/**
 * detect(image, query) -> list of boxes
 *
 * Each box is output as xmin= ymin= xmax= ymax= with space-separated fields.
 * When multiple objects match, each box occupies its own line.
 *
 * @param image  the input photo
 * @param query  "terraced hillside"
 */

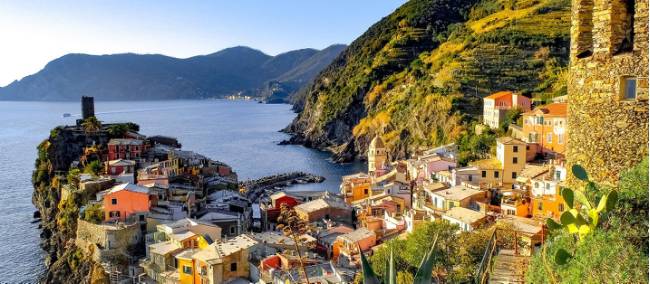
xmin=287 ymin=0 xmax=570 ymax=162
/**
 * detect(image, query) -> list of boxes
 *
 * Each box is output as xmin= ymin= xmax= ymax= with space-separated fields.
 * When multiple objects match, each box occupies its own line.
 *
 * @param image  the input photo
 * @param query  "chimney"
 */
xmin=81 ymin=96 xmax=95 ymax=119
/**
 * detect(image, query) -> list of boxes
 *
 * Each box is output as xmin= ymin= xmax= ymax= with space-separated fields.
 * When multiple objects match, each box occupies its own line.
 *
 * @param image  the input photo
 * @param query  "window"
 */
xmin=575 ymin=0 xmax=593 ymax=58
xmin=139 ymin=215 xmax=145 ymax=221
xmin=559 ymin=203 xmax=565 ymax=212
xmin=230 ymin=226 xmax=235 ymax=235
xmin=621 ymin=77 xmax=637 ymax=100
xmin=513 ymin=146 xmax=518 ymax=153
xmin=547 ymin=133 xmax=553 ymax=143
xmin=468 ymin=175 xmax=473 ymax=182
xmin=111 ymin=198 xmax=117 ymax=205
xmin=230 ymin=263 xmax=237 ymax=272
xmin=512 ymin=172 xmax=517 ymax=179
xmin=558 ymin=134 xmax=564 ymax=144
xmin=614 ymin=0 xmax=635 ymax=54
xmin=494 ymin=171 xmax=499 ymax=178
xmin=482 ymin=171 xmax=487 ymax=178
xmin=183 ymin=265 xmax=192 ymax=275
xmin=512 ymin=157 xmax=518 ymax=164
xmin=363 ymin=188 xmax=368 ymax=195
xmin=538 ymin=202 xmax=543 ymax=211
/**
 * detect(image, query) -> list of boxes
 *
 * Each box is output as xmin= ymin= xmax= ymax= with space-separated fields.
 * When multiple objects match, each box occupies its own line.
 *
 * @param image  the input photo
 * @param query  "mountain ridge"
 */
xmin=0 ymin=45 xmax=345 ymax=101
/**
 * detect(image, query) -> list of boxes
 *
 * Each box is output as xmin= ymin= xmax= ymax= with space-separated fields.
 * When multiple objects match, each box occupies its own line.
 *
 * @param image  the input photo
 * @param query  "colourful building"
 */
xmin=442 ymin=207 xmax=487 ymax=232
xmin=522 ymin=103 xmax=567 ymax=156
xmin=473 ymin=137 xmax=527 ymax=188
xmin=530 ymin=164 xmax=567 ymax=221
xmin=103 ymin=183 xmax=156 ymax=222
xmin=107 ymin=138 xmax=144 ymax=160
xmin=340 ymin=172 xmax=372 ymax=204
xmin=483 ymin=91 xmax=532 ymax=129
xmin=260 ymin=192 xmax=300 ymax=231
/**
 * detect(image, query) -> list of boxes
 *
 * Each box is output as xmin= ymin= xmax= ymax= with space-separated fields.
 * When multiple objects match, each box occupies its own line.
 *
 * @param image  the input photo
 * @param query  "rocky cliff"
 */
xmin=32 ymin=126 xmax=114 ymax=283
xmin=286 ymin=0 xmax=570 ymax=162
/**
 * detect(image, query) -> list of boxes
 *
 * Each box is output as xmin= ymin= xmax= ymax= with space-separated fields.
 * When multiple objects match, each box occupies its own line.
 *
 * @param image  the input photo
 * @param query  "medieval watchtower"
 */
xmin=567 ymin=0 xmax=649 ymax=184
xmin=81 ymin=96 xmax=95 ymax=120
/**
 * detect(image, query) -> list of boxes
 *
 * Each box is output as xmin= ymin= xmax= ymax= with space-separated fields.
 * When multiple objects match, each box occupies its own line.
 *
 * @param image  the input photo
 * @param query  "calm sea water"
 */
xmin=0 ymin=100 xmax=364 ymax=282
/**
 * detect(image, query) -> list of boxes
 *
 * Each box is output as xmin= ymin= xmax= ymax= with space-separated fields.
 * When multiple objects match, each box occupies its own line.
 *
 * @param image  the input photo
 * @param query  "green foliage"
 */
xmin=527 ymin=159 xmax=649 ymax=283
xmin=368 ymin=220 xmax=491 ymax=283
xmin=547 ymin=165 xmax=618 ymax=264
xmin=106 ymin=124 xmax=128 ymax=138
xmin=83 ymin=160 xmax=102 ymax=176
xmin=67 ymin=168 xmax=81 ymax=185
xmin=456 ymin=125 xmax=497 ymax=165
xmin=82 ymin=203 xmax=104 ymax=224
xmin=500 ymin=107 xmax=523 ymax=131
xmin=81 ymin=116 xmax=101 ymax=133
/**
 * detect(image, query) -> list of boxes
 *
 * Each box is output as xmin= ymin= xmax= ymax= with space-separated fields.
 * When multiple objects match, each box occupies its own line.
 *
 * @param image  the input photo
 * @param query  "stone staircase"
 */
xmin=488 ymin=249 xmax=530 ymax=284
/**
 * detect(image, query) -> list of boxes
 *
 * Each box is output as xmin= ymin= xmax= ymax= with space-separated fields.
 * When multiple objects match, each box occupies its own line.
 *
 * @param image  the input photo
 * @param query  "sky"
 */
xmin=0 ymin=1 xmax=405 ymax=87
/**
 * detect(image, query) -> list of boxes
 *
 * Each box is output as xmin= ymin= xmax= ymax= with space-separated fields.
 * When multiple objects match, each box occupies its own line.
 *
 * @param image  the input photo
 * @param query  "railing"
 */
xmin=475 ymin=228 xmax=498 ymax=284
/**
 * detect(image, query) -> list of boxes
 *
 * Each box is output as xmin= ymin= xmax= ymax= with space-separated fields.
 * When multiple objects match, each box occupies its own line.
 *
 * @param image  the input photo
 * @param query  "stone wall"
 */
xmin=567 ymin=0 xmax=649 ymax=184
xmin=75 ymin=219 xmax=141 ymax=263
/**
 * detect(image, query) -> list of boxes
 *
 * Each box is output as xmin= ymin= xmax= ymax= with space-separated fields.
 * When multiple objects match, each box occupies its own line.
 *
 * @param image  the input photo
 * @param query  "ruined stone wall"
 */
xmin=75 ymin=219 xmax=140 ymax=263
xmin=567 ymin=0 xmax=649 ymax=184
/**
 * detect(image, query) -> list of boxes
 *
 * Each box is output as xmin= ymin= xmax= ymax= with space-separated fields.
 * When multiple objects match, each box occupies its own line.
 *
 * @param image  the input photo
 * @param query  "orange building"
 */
xmin=340 ymin=172 xmax=372 ymax=204
xmin=103 ymin=183 xmax=155 ymax=222
xmin=529 ymin=165 xmax=568 ymax=220
xmin=522 ymin=103 xmax=568 ymax=156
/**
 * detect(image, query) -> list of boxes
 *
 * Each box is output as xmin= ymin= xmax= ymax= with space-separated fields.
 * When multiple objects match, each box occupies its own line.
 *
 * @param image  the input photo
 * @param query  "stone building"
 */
xmin=567 ymin=0 xmax=649 ymax=184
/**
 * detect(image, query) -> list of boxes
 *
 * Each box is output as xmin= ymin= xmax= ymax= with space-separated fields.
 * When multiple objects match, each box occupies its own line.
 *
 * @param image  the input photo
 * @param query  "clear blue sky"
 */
xmin=0 ymin=0 xmax=405 ymax=86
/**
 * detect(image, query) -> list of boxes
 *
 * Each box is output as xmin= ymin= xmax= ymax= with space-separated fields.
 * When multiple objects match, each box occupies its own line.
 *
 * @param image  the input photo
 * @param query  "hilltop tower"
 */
xmin=368 ymin=135 xmax=388 ymax=177
xmin=81 ymin=96 xmax=95 ymax=120
xmin=567 ymin=0 xmax=649 ymax=184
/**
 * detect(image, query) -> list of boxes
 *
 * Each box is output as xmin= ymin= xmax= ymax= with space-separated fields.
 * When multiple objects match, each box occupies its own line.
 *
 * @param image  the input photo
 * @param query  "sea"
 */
xmin=0 ymin=99 xmax=364 ymax=282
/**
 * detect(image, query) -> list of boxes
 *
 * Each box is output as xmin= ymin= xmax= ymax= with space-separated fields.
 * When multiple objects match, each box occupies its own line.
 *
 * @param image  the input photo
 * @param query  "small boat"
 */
xmin=62 ymin=113 xmax=71 ymax=117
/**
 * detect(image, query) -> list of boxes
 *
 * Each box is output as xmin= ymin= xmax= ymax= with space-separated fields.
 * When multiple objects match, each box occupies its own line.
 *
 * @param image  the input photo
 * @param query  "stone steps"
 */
xmin=488 ymin=250 xmax=530 ymax=284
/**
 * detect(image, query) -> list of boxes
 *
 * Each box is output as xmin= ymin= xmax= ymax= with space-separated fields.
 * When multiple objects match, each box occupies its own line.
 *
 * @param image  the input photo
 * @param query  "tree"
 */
xmin=276 ymin=204 xmax=314 ymax=284
xmin=82 ymin=116 xmax=101 ymax=133
xmin=84 ymin=160 xmax=102 ymax=176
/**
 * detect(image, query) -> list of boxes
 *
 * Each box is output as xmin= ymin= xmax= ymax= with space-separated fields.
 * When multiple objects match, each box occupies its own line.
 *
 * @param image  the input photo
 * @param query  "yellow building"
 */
xmin=473 ymin=137 xmax=527 ymax=188
xmin=368 ymin=136 xmax=388 ymax=177
xmin=175 ymin=234 xmax=259 ymax=284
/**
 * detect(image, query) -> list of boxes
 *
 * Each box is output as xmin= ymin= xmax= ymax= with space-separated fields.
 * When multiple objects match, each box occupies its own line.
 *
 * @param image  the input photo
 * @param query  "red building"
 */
xmin=107 ymin=139 xmax=144 ymax=161
xmin=102 ymin=183 xmax=156 ymax=222
xmin=260 ymin=192 xmax=300 ymax=231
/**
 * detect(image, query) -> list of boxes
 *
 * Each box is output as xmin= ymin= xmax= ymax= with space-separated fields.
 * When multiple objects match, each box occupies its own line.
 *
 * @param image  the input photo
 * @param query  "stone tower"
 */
xmin=81 ymin=96 xmax=95 ymax=120
xmin=368 ymin=135 xmax=388 ymax=177
xmin=567 ymin=0 xmax=649 ymax=184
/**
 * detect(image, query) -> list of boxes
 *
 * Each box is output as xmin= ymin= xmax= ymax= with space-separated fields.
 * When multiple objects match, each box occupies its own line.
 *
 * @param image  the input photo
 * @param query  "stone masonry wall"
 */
xmin=567 ymin=0 xmax=649 ymax=184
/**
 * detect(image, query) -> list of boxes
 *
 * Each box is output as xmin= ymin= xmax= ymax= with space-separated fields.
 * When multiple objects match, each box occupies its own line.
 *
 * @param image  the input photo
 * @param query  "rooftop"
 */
xmin=484 ymin=91 xmax=513 ymax=100
xmin=471 ymin=158 xmax=502 ymax=170
xmin=523 ymin=102 xmax=567 ymax=117
xmin=107 ymin=183 xmax=150 ymax=194
xmin=107 ymin=159 xmax=136 ymax=166
xmin=497 ymin=137 xmax=527 ymax=145
xmin=108 ymin=138 xmax=143 ymax=146
xmin=149 ymin=241 xmax=180 ymax=256
xmin=443 ymin=207 xmax=486 ymax=224
xmin=339 ymin=227 xmax=375 ymax=243
xmin=431 ymin=185 xmax=484 ymax=201
xmin=294 ymin=197 xmax=349 ymax=213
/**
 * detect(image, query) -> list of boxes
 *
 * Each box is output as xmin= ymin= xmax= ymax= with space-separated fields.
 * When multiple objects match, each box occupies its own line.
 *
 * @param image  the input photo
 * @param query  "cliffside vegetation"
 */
xmin=288 ymin=0 xmax=570 ymax=162
xmin=526 ymin=158 xmax=649 ymax=283
xmin=32 ymin=121 xmax=138 ymax=283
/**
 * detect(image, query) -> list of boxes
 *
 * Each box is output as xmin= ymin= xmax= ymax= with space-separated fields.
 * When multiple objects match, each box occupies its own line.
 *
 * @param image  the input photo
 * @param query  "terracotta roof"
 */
xmin=484 ymin=91 xmax=513 ymax=100
xmin=524 ymin=103 xmax=567 ymax=117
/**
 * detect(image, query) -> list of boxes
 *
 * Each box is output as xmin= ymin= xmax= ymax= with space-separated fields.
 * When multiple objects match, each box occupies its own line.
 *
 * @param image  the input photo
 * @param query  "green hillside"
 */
xmin=287 ymin=0 xmax=570 ymax=162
